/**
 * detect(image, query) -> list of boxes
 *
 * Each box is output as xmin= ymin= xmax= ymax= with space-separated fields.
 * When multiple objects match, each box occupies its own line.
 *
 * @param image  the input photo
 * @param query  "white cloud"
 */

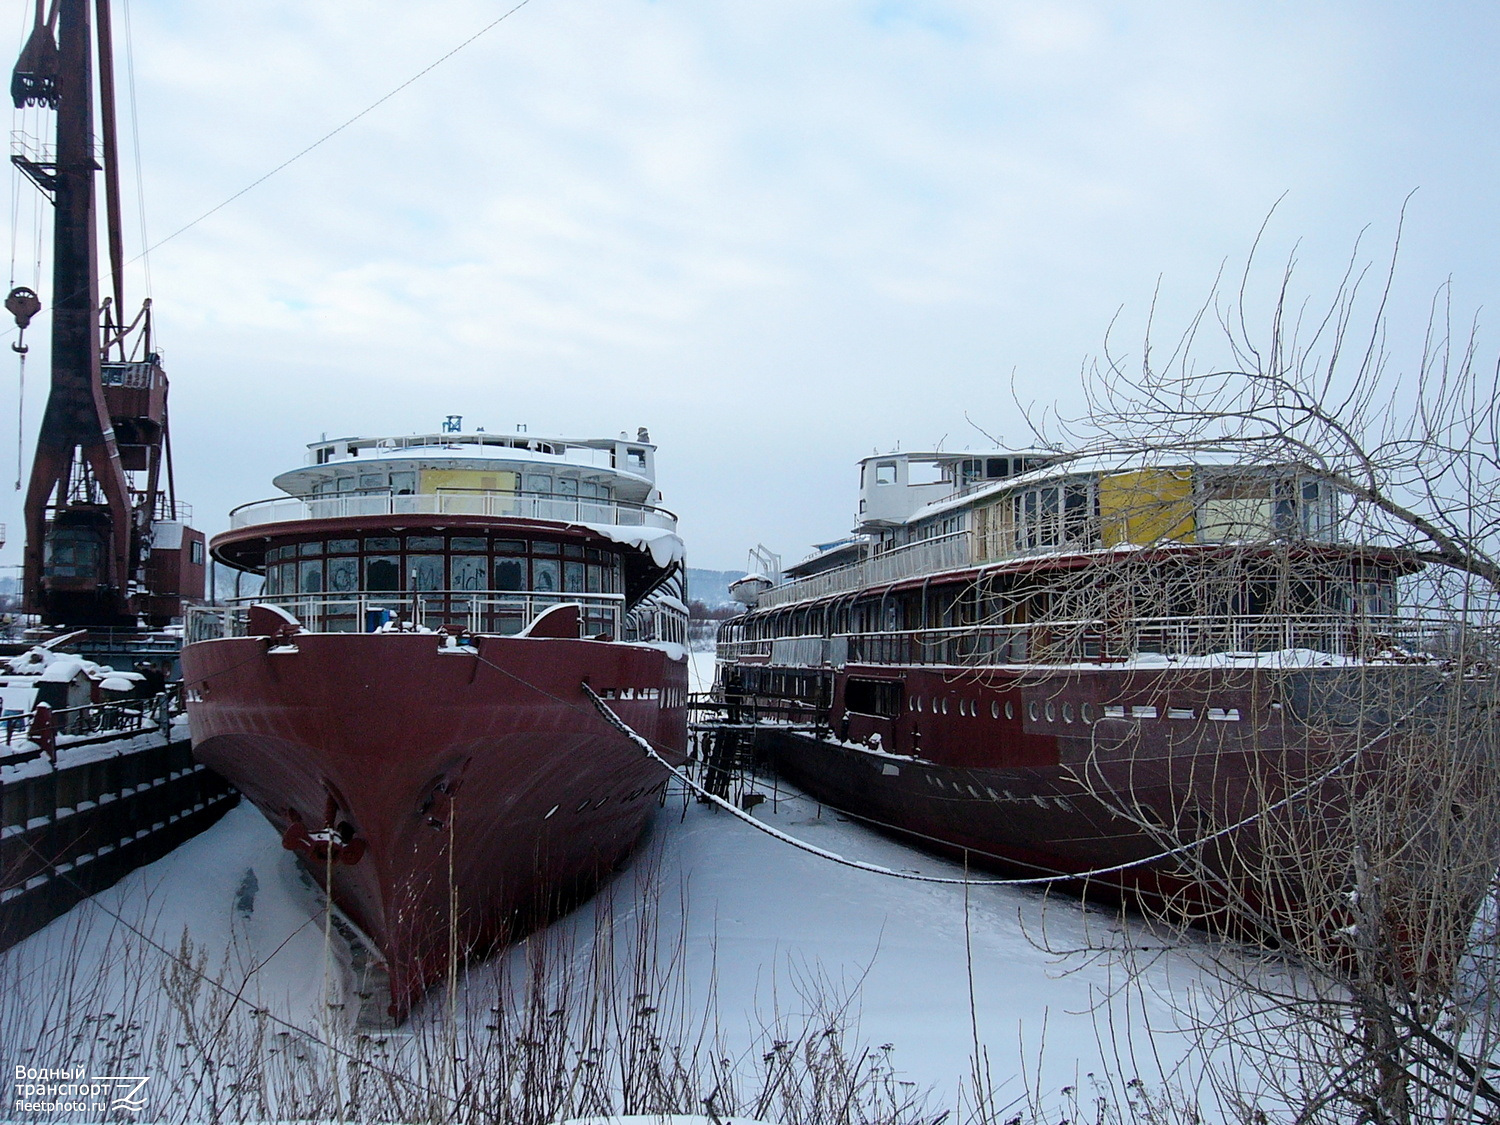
xmin=0 ymin=0 xmax=1492 ymax=567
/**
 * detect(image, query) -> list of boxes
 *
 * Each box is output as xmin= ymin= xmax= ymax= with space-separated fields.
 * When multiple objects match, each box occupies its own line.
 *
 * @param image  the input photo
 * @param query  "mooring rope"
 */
xmin=578 ymin=680 xmax=1412 ymax=890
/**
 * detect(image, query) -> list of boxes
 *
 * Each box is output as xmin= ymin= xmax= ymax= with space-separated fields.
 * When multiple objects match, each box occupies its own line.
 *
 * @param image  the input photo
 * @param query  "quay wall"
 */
xmin=0 ymin=718 xmax=238 ymax=952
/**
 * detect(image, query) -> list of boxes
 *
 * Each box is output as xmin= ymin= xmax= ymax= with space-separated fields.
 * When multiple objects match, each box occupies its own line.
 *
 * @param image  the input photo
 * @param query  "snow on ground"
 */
xmin=6 ymin=768 xmax=1223 ymax=1114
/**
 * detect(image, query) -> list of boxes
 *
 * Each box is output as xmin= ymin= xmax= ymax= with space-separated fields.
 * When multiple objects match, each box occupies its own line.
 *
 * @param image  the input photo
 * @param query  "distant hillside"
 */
xmin=686 ymin=568 xmax=747 ymax=610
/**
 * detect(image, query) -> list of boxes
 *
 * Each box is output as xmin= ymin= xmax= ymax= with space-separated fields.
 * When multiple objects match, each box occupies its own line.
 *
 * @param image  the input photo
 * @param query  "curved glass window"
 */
xmin=328 ymin=557 xmax=359 ymax=592
xmin=533 ymin=558 xmax=561 ymax=593
xmin=410 ymin=555 xmax=445 ymax=591
xmin=451 ymin=555 xmax=487 ymax=591
xmin=299 ymin=560 xmax=323 ymax=593
xmin=494 ymin=558 xmax=527 ymax=591
xmin=366 ymin=556 xmax=400 ymax=591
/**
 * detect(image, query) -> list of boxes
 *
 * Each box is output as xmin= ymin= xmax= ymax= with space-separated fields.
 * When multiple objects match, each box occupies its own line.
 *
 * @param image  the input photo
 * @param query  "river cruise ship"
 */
xmin=183 ymin=425 xmax=688 ymax=1019
xmin=718 ymin=447 xmax=1456 ymax=914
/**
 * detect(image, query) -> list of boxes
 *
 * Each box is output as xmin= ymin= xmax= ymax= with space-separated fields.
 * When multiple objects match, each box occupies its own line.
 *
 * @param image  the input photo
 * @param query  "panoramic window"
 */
xmin=327 ymin=556 xmax=359 ymax=592
xmin=451 ymin=555 xmax=487 ymax=591
xmin=299 ymin=560 xmax=323 ymax=594
xmin=410 ymin=555 xmax=445 ymax=591
xmin=365 ymin=555 xmax=400 ymax=591
xmin=390 ymin=471 xmax=417 ymax=495
xmin=493 ymin=558 xmax=527 ymax=591
xmin=533 ymin=558 xmax=561 ymax=593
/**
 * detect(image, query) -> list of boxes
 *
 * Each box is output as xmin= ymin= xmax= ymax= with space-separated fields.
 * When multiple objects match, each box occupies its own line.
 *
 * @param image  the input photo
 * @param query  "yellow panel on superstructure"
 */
xmin=420 ymin=468 xmax=518 ymax=515
xmin=1099 ymin=469 xmax=1195 ymax=547
xmin=420 ymin=468 xmax=517 ymax=494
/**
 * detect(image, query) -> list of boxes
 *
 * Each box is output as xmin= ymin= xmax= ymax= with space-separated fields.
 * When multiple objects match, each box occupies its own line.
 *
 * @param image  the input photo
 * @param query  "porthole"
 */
xmin=991 ymin=701 xmax=1000 ymax=719
xmin=1005 ymin=700 xmax=1014 ymax=720
xmin=1062 ymin=703 xmax=1074 ymax=723
xmin=1027 ymin=701 xmax=1038 ymax=722
xmin=1081 ymin=702 xmax=1095 ymax=723
xmin=1044 ymin=701 xmax=1056 ymax=722
xmin=941 ymin=698 xmax=949 ymax=715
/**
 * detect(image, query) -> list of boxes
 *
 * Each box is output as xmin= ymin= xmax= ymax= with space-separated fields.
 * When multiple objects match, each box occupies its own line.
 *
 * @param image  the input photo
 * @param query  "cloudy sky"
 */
xmin=0 ymin=0 xmax=1497 ymax=570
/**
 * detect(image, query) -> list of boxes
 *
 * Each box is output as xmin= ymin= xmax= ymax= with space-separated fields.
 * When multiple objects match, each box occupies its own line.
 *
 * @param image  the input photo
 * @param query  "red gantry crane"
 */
xmin=9 ymin=0 xmax=202 ymax=630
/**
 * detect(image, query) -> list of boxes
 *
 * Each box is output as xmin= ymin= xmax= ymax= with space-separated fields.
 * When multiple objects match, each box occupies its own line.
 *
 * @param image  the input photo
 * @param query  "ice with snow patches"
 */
xmin=1 ymin=780 xmax=1228 ymax=1115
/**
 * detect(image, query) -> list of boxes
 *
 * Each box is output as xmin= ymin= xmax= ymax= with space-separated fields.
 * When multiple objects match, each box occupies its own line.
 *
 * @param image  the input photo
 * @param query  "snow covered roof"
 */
xmin=906 ymin=450 xmax=1276 ymax=524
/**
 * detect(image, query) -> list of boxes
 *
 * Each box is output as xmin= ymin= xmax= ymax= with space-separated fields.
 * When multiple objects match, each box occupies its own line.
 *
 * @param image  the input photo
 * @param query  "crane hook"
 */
xmin=6 ymin=286 xmax=40 ymax=354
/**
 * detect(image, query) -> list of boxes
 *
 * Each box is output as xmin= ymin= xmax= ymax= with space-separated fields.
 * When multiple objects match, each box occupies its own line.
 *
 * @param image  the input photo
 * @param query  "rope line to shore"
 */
xmin=578 ymin=681 xmax=1399 ymax=889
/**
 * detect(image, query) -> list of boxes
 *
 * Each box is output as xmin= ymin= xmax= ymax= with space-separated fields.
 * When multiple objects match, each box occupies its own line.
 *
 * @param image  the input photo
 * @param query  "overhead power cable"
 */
xmin=134 ymin=0 xmax=533 ymax=261
xmin=0 ymin=0 xmax=537 ymax=348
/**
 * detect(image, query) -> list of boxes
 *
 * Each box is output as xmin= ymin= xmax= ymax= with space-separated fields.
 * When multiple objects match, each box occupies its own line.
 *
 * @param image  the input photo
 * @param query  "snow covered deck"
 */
xmin=228 ymin=492 xmax=678 ymax=533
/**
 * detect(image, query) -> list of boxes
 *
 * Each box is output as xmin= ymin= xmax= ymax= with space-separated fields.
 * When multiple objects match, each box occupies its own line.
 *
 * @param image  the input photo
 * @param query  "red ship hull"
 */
xmin=183 ymin=631 xmax=687 ymax=1018
xmin=739 ymin=662 xmax=1410 ymax=918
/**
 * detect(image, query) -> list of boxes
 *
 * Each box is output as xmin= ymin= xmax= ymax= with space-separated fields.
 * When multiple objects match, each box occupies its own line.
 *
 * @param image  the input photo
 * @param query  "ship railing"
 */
xmin=185 ymin=591 xmax=628 ymax=641
xmin=1 ymin=690 xmax=174 ymax=763
xmin=716 ymin=613 xmax=1498 ymax=668
xmin=227 ymin=491 xmax=678 ymax=532
xmin=757 ymin=533 xmax=973 ymax=609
